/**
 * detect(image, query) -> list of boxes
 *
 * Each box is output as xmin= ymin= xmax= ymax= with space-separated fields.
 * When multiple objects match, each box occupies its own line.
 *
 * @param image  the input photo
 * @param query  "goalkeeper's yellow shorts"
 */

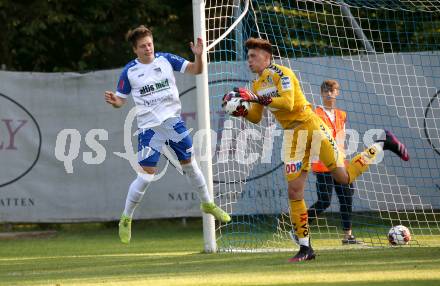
xmin=283 ymin=114 xmax=345 ymax=181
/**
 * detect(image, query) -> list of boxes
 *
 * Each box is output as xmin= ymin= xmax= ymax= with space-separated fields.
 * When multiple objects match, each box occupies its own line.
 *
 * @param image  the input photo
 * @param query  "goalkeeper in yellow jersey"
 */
xmin=225 ymin=38 xmax=409 ymax=262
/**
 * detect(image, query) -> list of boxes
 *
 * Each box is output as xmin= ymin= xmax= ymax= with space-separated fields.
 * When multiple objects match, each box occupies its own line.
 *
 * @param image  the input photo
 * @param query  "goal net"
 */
xmin=204 ymin=0 xmax=440 ymax=251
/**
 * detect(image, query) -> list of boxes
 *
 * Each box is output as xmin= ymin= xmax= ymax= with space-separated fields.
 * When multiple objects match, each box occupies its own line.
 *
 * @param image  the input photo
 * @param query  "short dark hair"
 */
xmin=321 ymin=80 xmax=340 ymax=92
xmin=126 ymin=25 xmax=153 ymax=47
xmin=245 ymin=37 xmax=272 ymax=55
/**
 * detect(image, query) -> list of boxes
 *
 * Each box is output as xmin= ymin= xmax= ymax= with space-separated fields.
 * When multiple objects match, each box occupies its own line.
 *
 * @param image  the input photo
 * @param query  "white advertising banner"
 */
xmin=0 ymin=52 xmax=439 ymax=222
xmin=0 ymin=69 xmax=202 ymax=222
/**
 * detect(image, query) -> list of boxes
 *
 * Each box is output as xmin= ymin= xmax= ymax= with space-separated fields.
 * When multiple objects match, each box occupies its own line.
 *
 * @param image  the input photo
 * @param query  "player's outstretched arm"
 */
xmin=104 ymin=91 xmax=126 ymax=108
xmin=185 ymin=37 xmax=203 ymax=75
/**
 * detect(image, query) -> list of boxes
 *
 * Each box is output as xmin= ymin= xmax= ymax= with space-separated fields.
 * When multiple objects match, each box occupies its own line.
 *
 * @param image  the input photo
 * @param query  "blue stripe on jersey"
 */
xmin=155 ymin=52 xmax=187 ymax=72
xmin=116 ymin=60 xmax=136 ymax=95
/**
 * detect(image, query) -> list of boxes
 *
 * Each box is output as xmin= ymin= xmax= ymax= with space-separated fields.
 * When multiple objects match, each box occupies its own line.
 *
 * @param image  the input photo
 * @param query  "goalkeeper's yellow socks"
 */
xmin=289 ymin=199 xmax=310 ymax=247
xmin=346 ymin=143 xmax=382 ymax=184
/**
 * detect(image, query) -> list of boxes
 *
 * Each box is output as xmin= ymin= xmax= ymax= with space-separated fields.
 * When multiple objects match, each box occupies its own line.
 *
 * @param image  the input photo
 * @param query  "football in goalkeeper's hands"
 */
xmin=388 ymin=225 xmax=411 ymax=245
xmin=222 ymin=91 xmax=250 ymax=116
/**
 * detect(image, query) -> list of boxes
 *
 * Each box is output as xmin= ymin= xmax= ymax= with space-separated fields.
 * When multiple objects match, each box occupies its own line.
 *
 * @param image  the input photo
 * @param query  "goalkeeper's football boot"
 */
xmin=376 ymin=130 xmax=409 ymax=161
xmin=200 ymin=202 xmax=231 ymax=223
xmin=118 ymin=214 xmax=132 ymax=244
xmin=288 ymin=245 xmax=316 ymax=263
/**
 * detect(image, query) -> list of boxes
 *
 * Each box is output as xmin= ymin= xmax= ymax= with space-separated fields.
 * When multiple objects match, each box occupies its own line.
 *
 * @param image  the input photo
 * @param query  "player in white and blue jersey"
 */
xmin=104 ymin=25 xmax=230 ymax=244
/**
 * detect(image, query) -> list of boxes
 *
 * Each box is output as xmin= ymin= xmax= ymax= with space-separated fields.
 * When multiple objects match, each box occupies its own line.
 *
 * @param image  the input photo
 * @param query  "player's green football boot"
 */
xmin=200 ymin=202 xmax=231 ymax=223
xmin=118 ymin=214 xmax=132 ymax=244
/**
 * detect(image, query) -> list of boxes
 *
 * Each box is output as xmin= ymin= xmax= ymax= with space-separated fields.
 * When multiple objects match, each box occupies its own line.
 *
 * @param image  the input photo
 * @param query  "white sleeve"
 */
xmin=180 ymin=60 xmax=189 ymax=73
xmin=116 ymin=91 xmax=129 ymax=98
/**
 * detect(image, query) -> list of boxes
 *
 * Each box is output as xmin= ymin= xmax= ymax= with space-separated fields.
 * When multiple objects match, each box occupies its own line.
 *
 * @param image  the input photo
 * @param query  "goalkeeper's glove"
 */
xmin=233 ymin=87 xmax=273 ymax=106
xmin=231 ymin=105 xmax=248 ymax=117
xmin=222 ymin=92 xmax=235 ymax=103
xmin=233 ymin=87 xmax=258 ymax=101
xmin=221 ymin=93 xmax=248 ymax=117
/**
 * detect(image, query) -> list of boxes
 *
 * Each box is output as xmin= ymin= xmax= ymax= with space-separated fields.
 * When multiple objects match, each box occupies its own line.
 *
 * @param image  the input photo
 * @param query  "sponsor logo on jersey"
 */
xmin=266 ymin=75 xmax=273 ymax=85
xmin=143 ymin=94 xmax=173 ymax=107
xmin=155 ymin=78 xmax=170 ymax=89
xmin=140 ymin=84 xmax=155 ymax=95
xmin=257 ymin=86 xmax=278 ymax=98
xmin=139 ymin=79 xmax=171 ymax=96
xmin=285 ymin=160 xmax=302 ymax=175
xmin=281 ymin=76 xmax=291 ymax=90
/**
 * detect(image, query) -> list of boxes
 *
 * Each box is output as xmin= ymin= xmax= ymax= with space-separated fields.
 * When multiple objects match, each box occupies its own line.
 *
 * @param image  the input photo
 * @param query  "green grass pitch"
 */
xmin=0 ymin=220 xmax=439 ymax=286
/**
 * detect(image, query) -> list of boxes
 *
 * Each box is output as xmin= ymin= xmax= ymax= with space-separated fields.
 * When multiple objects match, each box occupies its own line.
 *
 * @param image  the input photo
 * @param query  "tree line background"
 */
xmin=238 ymin=0 xmax=440 ymax=60
xmin=1 ymin=0 xmax=439 ymax=72
xmin=0 ymin=0 xmax=194 ymax=72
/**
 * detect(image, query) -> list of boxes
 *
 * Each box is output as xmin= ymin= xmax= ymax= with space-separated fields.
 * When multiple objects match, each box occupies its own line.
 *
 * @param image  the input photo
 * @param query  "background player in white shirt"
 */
xmin=104 ymin=25 xmax=230 ymax=244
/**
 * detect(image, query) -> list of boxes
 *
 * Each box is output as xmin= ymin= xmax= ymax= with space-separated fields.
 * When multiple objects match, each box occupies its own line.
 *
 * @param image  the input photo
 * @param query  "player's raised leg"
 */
xmin=309 ymin=114 xmax=409 ymax=185
xmin=334 ymin=129 xmax=409 ymax=184
xmin=180 ymin=158 xmax=230 ymax=223
xmin=169 ymin=121 xmax=231 ymax=223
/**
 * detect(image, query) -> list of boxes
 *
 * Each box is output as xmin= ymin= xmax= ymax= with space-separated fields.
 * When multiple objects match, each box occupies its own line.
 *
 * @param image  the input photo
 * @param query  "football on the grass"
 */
xmin=388 ymin=225 xmax=411 ymax=245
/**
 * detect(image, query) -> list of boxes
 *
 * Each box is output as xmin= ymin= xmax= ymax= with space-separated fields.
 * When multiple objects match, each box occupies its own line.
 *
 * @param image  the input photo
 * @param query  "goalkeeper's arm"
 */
xmin=234 ymin=86 xmax=295 ymax=111
xmin=267 ymin=89 xmax=294 ymax=111
xmin=244 ymin=103 xmax=264 ymax=124
xmin=266 ymin=73 xmax=295 ymax=111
